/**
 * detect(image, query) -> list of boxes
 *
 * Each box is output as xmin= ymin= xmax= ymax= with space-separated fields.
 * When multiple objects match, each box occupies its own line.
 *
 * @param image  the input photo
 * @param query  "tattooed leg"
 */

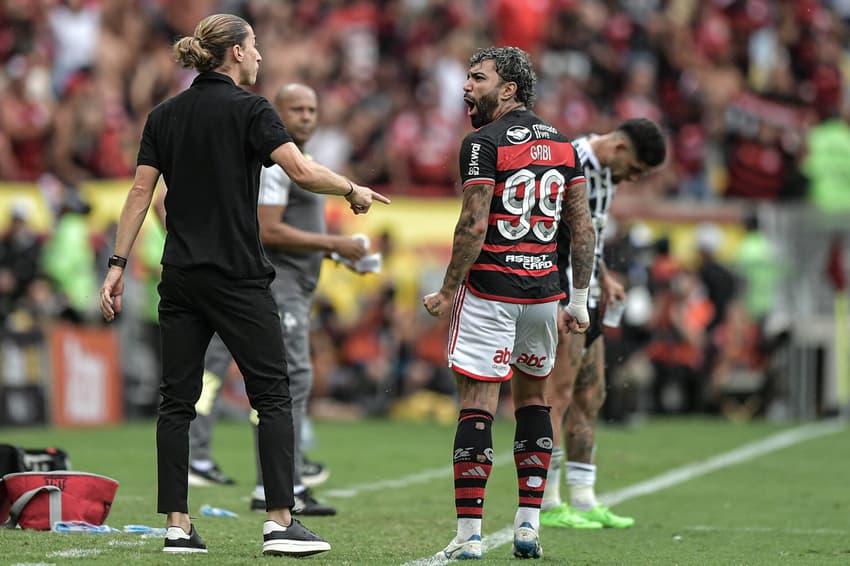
xmin=546 ymin=330 xmax=584 ymax=449
xmin=566 ymin=337 xmax=606 ymax=464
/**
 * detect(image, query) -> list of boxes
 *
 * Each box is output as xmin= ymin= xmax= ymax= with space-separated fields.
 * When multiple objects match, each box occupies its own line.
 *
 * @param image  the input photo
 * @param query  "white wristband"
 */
xmin=566 ymin=286 xmax=589 ymax=324
xmin=569 ymin=286 xmax=588 ymax=307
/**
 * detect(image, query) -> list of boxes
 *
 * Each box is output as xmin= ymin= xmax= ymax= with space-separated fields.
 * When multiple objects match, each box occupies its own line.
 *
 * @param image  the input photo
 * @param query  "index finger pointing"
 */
xmin=371 ymin=191 xmax=391 ymax=205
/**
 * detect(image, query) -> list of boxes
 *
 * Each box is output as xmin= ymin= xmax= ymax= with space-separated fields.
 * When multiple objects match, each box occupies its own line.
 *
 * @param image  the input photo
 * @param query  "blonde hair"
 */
xmin=173 ymin=14 xmax=249 ymax=73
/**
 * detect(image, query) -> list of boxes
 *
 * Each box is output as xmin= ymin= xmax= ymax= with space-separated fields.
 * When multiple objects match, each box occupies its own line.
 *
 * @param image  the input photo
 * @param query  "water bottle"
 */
xmin=602 ymin=299 xmax=626 ymax=328
xmin=53 ymin=521 xmax=120 ymax=534
xmin=123 ymin=524 xmax=168 ymax=535
xmin=200 ymin=504 xmax=238 ymax=518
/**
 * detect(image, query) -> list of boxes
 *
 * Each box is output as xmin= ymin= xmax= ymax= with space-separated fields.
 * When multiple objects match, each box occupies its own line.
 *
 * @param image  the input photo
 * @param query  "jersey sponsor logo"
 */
xmin=505 ymin=254 xmax=554 ymax=270
xmin=493 ymin=347 xmax=512 ymax=365
xmin=516 ymin=352 xmax=547 ymax=368
xmin=506 ymin=125 xmax=532 ymax=144
xmin=467 ymin=142 xmax=481 ymax=176
xmin=533 ymin=124 xmax=557 ymax=139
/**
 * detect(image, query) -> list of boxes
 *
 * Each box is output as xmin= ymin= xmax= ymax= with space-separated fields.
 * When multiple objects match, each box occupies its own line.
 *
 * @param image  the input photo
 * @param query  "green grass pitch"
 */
xmin=1 ymin=417 xmax=848 ymax=565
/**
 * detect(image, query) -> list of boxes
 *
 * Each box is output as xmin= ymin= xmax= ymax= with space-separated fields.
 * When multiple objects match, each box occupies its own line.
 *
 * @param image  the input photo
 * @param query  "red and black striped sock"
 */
xmin=514 ymin=405 xmax=553 ymax=512
xmin=453 ymin=408 xmax=494 ymax=521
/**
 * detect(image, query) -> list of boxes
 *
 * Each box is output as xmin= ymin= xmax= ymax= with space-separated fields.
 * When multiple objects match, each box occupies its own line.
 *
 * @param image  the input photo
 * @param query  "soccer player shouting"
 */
xmin=423 ymin=46 xmax=594 ymax=560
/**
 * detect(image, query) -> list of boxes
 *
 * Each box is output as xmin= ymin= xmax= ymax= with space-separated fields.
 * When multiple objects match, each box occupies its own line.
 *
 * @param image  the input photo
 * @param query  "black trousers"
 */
xmin=156 ymin=266 xmax=294 ymax=513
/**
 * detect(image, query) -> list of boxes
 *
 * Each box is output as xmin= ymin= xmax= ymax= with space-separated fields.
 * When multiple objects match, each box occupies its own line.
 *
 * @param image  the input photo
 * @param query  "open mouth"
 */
xmin=464 ymin=96 xmax=476 ymax=115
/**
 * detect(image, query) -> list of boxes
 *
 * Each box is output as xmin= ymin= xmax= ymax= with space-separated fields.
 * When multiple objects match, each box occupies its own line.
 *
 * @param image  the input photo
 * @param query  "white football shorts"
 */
xmin=447 ymin=285 xmax=558 ymax=381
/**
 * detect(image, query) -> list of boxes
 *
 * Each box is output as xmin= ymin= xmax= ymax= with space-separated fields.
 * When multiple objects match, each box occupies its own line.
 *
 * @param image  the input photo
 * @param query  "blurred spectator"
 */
xmin=708 ymin=300 xmax=768 ymax=418
xmin=803 ymin=105 xmax=850 ymax=213
xmin=0 ymin=202 xmax=43 ymax=322
xmin=722 ymin=78 xmax=810 ymax=200
xmin=386 ymin=80 xmax=458 ymax=193
xmin=647 ymin=268 xmax=715 ymax=414
xmin=40 ymin=193 xmax=96 ymax=323
xmin=0 ymin=54 xmax=53 ymax=181
xmin=50 ymin=67 xmax=134 ymax=187
xmin=733 ymin=211 xmax=786 ymax=326
xmin=47 ymin=0 xmax=101 ymax=97
xmin=694 ymin=222 xmax=738 ymax=333
xmin=491 ymin=0 xmax=554 ymax=56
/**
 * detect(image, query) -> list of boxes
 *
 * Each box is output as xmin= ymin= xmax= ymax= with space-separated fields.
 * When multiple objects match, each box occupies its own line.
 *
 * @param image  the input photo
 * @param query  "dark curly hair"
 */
xmin=617 ymin=118 xmax=666 ymax=167
xmin=469 ymin=46 xmax=537 ymax=108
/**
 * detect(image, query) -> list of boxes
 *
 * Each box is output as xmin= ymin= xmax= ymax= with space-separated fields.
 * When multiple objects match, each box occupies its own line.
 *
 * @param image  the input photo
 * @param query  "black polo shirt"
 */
xmin=137 ymin=71 xmax=292 ymax=278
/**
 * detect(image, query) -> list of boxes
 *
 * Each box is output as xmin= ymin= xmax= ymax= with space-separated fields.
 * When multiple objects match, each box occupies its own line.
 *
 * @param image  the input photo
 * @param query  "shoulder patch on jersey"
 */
xmin=506 ymin=125 xmax=532 ymax=145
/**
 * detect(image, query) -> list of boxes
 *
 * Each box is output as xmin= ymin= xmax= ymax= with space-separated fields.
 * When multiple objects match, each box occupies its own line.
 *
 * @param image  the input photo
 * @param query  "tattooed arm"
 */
xmin=560 ymin=180 xmax=596 ymax=332
xmin=562 ymin=181 xmax=595 ymax=289
xmin=423 ymin=183 xmax=493 ymax=317
xmin=599 ymin=258 xmax=626 ymax=305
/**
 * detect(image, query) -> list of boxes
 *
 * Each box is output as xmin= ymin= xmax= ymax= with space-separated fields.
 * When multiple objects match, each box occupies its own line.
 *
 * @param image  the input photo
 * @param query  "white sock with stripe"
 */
xmin=541 ymin=447 xmax=563 ymax=511
xmin=456 ymin=518 xmax=481 ymax=541
xmin=566 ymin=461 xmax=597 ymax=511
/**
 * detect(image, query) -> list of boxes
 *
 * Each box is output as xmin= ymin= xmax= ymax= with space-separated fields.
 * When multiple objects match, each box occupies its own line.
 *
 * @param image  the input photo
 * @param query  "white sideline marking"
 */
xmin=324 ymin=454 xmax=515 ymax=498
xmin=107 ymin=540 xmax=146 ymax=547
xmin=400 ymin=419 xmax=845 ymax=566
xmin=44 ymin=549 xmax=102 ymax=558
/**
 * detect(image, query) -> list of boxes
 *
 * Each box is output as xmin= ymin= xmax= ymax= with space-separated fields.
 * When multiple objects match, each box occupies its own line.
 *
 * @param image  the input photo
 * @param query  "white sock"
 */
xmin=456 ymin=518 xmax=481 ymax=541
xmin=514 ymin=507 xmax=540 ymax=531
xmin=253 ymin=486 xmax=266 ymax=500
xmin=190 ymin=459 xmax=213 ymax=471
xmin=541 ymin=447 xmax=563 ymax=511
xmin=566 ymin=461 xmax=597 ymax=511
xmin=294 ymin=484 xmax=306 ymax=496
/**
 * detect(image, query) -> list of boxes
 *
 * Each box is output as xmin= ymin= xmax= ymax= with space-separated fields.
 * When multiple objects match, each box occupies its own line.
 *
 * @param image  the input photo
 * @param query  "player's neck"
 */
xmin=589 ymin=135 xmax=607 ymax=163
xmin=492 ymin=101 xmax=525 ymax=123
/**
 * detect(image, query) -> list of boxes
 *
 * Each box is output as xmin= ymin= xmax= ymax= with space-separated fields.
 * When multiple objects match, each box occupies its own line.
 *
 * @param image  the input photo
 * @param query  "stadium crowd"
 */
xmin=1 ymin=0 xmax=849 ymax=423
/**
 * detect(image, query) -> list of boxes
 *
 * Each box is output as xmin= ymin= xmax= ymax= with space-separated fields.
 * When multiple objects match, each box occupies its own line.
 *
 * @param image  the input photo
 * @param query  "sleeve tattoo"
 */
xmin=440 ymin=183 xmax=493 ymax=295
xmin=562 ymin=181 xmax=595 ymax=289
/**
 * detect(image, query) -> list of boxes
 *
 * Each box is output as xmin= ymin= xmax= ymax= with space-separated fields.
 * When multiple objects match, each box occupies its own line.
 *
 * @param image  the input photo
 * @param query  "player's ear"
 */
xmin=232 ymin=43 xmax=244 ymax=62
xmin=501 ymin=81 xmax=517 ymax=102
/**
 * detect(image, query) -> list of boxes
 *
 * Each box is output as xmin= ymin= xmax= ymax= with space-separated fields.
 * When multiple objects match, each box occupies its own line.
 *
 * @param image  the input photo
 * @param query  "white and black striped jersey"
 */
xmin=557 ymin=135 xmax=616 ymax=308
xmin=458 ymin=108 xmax=585 ymax=304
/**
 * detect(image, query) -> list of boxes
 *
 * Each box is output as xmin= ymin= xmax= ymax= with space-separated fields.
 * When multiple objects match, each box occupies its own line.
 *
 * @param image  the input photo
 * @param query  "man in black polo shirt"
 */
xmin=98 ymin=13 xmax=389 ymax=557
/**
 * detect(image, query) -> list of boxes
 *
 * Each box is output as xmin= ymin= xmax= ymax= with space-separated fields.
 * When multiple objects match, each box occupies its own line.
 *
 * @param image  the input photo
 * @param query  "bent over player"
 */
xmin=423 ymin=46 xmax=595 ymax=560
xmin=541 ymin=119 xmax=666 ymax=530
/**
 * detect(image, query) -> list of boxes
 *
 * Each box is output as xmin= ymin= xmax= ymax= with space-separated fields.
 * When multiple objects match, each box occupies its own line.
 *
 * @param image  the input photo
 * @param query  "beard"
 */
xmin=470 ymin=90 xmax=500 ymax=128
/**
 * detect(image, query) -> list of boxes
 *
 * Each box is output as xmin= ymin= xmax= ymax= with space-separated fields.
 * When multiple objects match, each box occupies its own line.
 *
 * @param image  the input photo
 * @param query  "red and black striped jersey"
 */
xmin=458 ymin=108 xmax=585 ymax=304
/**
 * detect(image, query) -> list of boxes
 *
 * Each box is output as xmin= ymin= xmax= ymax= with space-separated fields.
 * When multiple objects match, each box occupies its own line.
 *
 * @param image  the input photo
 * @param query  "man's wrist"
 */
xmin=343 ymin=180 xmax=354 ymax=198
xmin=568 ymin=285 xmax=589 ymax=307
xmin=108 ymin=254 xmax=128 ymax=270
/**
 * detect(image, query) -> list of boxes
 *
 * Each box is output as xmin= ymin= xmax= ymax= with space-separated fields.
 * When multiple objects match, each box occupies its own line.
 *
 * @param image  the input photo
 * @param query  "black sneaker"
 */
xmin=301 ymin=458 xmax=330 ymax=488
xmin=163 ymin=524 xmax=207 ymax=554
xmin=293 ymin=489 xmax=337 ymax=516
xmin=188 ymin=462 xmax=235 ymax=487
xmin=262 ymin=519 xmax=331 ymax=557
xmin=250 ymin=496 xmax=266 ymax=513
xmin=250 ymin=489 xmax=337 ymax=516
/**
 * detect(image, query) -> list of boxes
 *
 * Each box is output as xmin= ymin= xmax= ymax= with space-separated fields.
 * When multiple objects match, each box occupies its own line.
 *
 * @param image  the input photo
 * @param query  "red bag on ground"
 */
xmin=0 ymin=471 xmax=119 ymax=530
